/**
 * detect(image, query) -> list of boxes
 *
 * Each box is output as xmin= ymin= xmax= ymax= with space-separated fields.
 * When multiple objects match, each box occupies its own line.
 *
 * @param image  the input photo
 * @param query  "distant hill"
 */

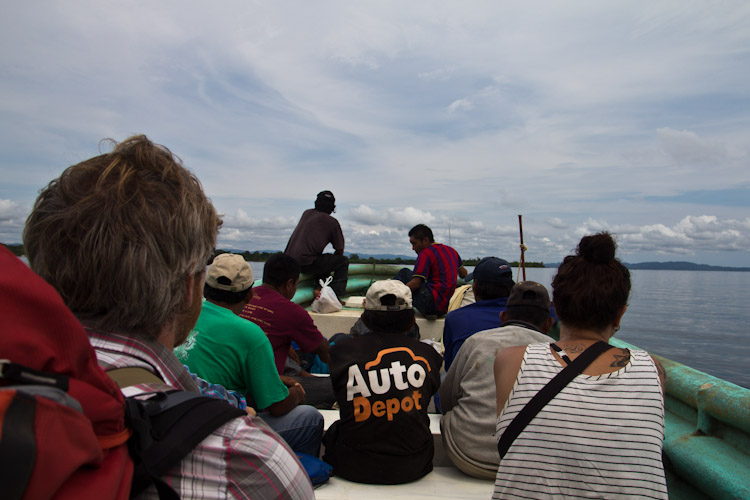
xmin=545 ymin=261 xmax=750 ymax=272
xmin=10 ymin=243 xmax=746 ymax=271
xmin=624 ymin=261 xmax=750 ymax=272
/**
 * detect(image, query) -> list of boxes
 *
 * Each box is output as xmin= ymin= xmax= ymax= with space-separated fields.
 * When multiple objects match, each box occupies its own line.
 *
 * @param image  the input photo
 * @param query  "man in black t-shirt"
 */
xmin=323 ymin=280 xmax=442 ymax=484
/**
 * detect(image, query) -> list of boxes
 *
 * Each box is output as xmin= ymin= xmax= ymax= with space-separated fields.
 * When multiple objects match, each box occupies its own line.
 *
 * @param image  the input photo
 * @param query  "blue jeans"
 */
xmin=259 ymin=404 xmax=324 ymax=456
xmin=395 ymin=268 xmax=439 ymax=316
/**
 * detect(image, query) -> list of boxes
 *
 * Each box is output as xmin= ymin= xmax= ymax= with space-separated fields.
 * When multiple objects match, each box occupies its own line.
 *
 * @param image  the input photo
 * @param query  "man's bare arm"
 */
xmin=494 ymin=346 xmax=526 ymax=416
xmin=313 ymin=338 xmax=331 ymax=365
xmin=405 ymin=276 xmax=423 ymax=292
xmin=266 ymin=376 xmax=306 ymax=416
xmin=288 ymin=345 xmax=300 ymax=365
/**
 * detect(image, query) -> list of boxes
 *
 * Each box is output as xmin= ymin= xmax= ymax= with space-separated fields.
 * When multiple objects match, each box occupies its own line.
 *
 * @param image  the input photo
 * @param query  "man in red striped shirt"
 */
xmin=396 ymin=224 xmax=468 ymax=317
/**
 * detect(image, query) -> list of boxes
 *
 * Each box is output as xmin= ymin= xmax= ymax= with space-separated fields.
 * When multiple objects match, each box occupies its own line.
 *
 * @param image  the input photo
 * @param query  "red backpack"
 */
xmin=0 ymin=247 xmax=247 ymax=500
xmin=0 ymin=246 xmax=133 ymax=500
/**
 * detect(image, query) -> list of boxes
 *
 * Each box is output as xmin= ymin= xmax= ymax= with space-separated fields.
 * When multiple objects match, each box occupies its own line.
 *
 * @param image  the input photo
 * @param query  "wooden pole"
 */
xmin=518 ymin=214 xmax=526 ymax=281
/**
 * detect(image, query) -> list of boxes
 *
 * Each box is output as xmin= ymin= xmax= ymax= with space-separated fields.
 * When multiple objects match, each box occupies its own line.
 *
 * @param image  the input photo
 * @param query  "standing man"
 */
xmin=396 ymin=224 xmax=468 ymax=317
xmin=439 ymin=281 xmax=555 ymax=479
xmin=285 ymin=190 xmax=349 ymax=298
xmin=23 ymin=135 xmax=313 ymax=498
xmin=180 ymin=253 xmax=324 ymax=456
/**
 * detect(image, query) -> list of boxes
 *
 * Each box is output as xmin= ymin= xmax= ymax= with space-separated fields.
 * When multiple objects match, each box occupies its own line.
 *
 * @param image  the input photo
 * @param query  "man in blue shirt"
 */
xmin=442 ymin=257 xmax=514 ymax=370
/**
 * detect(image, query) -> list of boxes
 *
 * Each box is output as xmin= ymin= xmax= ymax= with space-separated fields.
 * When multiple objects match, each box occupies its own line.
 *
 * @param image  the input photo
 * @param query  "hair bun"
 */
xmin=577 ymin=232 xmax=616 ymax=264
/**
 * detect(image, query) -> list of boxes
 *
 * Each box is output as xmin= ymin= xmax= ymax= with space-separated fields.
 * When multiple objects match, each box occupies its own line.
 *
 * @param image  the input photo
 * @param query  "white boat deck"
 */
xmin=314 ymin=466 xmax=494 ymax=499
xmin=321 ymin=409 xmax=440 ymax=436
xmin=309 ymin=299 xmax=446 ymax=342
xmin=317 ymin=410 xmax=494 ymax=499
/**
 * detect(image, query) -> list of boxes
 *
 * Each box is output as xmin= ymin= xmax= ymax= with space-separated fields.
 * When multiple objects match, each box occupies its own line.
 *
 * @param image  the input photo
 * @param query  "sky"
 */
xmin=2 ymin=1 xmax=750 ymax=266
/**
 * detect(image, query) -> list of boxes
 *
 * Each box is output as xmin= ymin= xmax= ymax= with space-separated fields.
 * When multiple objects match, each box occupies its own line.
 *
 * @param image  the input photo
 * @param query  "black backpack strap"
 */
xmin=0 ymin=391 xmax=37 ymax=500
xmin=0 ymin=360 xmax=68 ymax=390
xmin=126 ymin=390 xmax=245 ymax=498
xmin=0 ymin=361 xmax=75 ymax=500
xmin=106 ymin=366 xmax=246 ymax=499
xmin=497 ymin=341 xmax=614 ymax=460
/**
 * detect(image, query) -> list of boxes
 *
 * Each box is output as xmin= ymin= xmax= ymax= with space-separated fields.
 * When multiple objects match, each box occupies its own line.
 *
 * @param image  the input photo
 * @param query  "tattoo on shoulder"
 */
xmin=566 ymin=343 xmax=587 ymax=354
xmin=610 ymin=349 xmax=630 ymax=368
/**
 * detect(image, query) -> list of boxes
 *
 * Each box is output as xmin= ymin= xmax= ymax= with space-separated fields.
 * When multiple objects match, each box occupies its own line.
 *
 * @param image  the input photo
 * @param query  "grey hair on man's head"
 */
xmin=24 ymin=135 xmax=221 ymax=339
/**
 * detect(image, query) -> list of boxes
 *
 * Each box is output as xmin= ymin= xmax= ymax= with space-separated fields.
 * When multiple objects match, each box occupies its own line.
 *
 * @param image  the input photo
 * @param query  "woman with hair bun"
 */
xmin=492 ymin=232 xmax=668 ymax=499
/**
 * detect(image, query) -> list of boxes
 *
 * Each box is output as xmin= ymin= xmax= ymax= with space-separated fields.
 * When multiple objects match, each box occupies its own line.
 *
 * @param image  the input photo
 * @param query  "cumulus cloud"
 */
xmin=656 ymin=128 xmax=727 ymax=166
xmin=348 ymin=205 xmax=382 ymax=225
xmin=462 ymin=221 xmax=486 ymax=234
xmin=0 ymin=199 xmax=27 ymax=222
xmin=223 ymin=209 xmax=297 ymax=231
xmin=546 ymin=217 xmax=568 ymax=230
xmin=576 ymin=215 xmax=750 ymax=257
xmin=0 ymin=199 xmax=29 ymax=244
xmin=349 ymin=205 xmax=436 ymax=228
xmin=447 ymin=98 xmax=474 ymax=113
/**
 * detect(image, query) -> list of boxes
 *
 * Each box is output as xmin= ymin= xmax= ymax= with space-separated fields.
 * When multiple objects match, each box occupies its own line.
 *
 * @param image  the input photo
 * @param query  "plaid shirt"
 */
xmin=86 ymin=325 xmax=314 ymax=500
xmin=184 ymin=365 xmax=248 ymax=410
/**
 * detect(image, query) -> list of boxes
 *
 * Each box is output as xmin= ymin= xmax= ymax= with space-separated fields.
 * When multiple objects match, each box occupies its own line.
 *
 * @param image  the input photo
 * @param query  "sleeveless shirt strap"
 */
xmin=497 ymin=341 xmax=614 ymax=461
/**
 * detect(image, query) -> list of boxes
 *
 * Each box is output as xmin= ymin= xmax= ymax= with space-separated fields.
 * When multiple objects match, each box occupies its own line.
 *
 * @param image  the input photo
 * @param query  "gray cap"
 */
xmin=507 ymin=281 xmax=551 ymax=312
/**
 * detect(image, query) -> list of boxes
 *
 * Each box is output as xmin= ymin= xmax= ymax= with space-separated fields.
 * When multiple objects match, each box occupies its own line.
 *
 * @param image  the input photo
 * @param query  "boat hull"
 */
xmin=282 ymin=263 xmax=750 ymax=499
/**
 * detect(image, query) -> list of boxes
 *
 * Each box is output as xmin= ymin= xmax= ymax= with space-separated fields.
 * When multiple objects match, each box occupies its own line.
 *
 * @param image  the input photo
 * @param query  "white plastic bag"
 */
xmin=311 ymin=276 xmax=343 ymax=314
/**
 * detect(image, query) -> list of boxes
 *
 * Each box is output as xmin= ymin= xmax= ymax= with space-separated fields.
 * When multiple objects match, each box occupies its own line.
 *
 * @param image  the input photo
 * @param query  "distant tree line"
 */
xmin=347 ymin=254 xmax=416 ymax=265
xmin=215 ymin=249 xmax=281 ymax=262
xmin=3 ymin=244 xmax=24 ymax=257
xmin=461 ymin=258 xmax=546 ymax=268
xmin=213 ymin=248 xmax=545 ymax=268
xmin=5 ymin=243 xmax=547 ymax=268
xmin=346 ymin=254 xmax=546 ymax=267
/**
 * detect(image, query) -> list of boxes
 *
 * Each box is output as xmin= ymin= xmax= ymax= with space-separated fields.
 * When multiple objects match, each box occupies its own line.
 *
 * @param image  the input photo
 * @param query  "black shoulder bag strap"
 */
xmin=107 ymin=367 xmax=245 ymax=500
xmin=126 ymin=391 xmax=246 ymax=499
xmin=497 ymin=341 xmax=614 ymax=460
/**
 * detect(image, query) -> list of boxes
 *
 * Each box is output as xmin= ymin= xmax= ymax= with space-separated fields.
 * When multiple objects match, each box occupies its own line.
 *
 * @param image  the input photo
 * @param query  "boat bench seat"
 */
xmin=316 ymin=410 xmax=493 ymax=499
xmin=320 ymin=409 xmax=441 ymax=435
xmin=314 ymin=466 xmax=494 ymax=499
xmin=317 ymin=410 xmax=492 ymax=498
xmin=320 ymin=409 xmax=445 ymax=460
xmin=309 ymin=307 xmax=446 ymax=342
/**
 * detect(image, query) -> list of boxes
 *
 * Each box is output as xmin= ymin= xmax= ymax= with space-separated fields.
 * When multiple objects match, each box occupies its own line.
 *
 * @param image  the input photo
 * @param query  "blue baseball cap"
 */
xmin=465 ymin=257 xmax=513 ymax=283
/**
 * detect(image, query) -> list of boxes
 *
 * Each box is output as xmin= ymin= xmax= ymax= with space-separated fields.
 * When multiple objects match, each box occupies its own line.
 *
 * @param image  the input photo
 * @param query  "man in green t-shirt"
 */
xmin=179 ymin=253 xmax=323 ymax=456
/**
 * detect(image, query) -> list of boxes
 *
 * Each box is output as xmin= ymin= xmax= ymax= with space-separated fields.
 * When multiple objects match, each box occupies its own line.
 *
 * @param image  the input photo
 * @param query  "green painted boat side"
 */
xmin=610 ymin=338 xmax=750 ymax=499
xmin=275 ymin=263 xmax=749 ymax=499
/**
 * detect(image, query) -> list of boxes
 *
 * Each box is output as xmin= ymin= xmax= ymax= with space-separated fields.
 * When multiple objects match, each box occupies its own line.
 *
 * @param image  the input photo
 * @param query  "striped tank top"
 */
xmin=493 ymin=343 xmax=667 ymax=499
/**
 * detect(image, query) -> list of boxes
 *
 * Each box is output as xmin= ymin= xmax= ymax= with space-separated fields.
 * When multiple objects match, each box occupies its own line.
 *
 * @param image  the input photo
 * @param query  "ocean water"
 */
xmin=510 ymin=267 xmax=750 ymax=390
xmin=251 ymin=261 xmax=749 ymax=390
